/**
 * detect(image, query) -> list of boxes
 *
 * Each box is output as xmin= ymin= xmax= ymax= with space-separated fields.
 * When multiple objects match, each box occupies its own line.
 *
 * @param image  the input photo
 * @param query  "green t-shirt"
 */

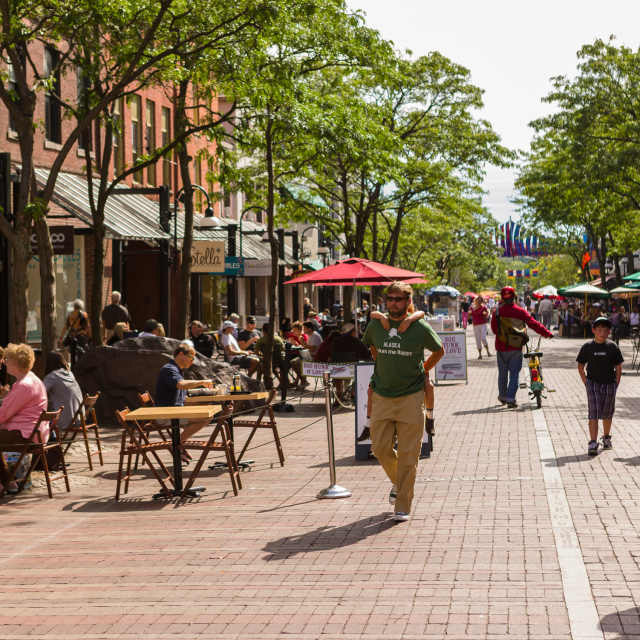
xmin=362 ymin=318 xmax=443 ymax=398
xmin=255 ymin=335 xmax=284 ymax=363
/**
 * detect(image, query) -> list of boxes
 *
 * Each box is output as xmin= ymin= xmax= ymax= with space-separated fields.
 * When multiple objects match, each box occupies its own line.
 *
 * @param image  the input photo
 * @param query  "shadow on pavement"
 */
xmin=600 ymin=606 xmax=640 ymax=638
xmin=614 ymin=456 xmax=640 ymax=466
xmin=263 ymin=513 xmax=395 ymax=558
xmin=541 ymin=454 xmax=596 ymax=467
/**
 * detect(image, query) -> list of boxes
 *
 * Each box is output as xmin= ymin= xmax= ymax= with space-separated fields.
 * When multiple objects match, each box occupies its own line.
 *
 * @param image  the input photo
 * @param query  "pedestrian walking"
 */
xmin=362 ymin=281 xmax=444 ymax=522
xmin=101 ymin=291 xmax=131 ymax=343
xmin=491 ymin=286 xmax=553 ymax=409
xmin=460 ymin=298 xmax=470 ymax=329
xmin=538 ymin=295 xmax=554 ymax=331
xmin=576 ymin=316 xmax=623 ymax=456
xmin=59 ymin=299 xmax=91 ymax=367
xmin=470 ymin=296 xmax=491 ymax=359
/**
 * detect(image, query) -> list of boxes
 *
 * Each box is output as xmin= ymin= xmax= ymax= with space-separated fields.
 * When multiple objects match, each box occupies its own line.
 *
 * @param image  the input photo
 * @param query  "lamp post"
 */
xmin=239 ymin=206 xmax=268 ymax=258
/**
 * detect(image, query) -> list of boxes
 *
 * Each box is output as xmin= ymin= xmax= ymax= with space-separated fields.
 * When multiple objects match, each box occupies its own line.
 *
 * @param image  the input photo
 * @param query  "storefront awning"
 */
xmin=35 ymin=169 xmax=298 ymax=267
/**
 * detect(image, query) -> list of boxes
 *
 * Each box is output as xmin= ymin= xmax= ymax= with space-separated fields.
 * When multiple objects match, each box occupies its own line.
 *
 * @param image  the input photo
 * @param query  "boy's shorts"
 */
xmin=586 ymin=379 xmax=618 ymax=420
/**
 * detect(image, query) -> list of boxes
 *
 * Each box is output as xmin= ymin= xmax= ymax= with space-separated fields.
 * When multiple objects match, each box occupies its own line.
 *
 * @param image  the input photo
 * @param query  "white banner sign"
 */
xmin=244 ymin=259 xmax=272 ymax=277
xmin=191 ymin=241 xmax=225 ymax=273
xmin=434 ymin=331 xmax=467 ymax=383
xmin=302 ymin=361 xmax=355 ymax=379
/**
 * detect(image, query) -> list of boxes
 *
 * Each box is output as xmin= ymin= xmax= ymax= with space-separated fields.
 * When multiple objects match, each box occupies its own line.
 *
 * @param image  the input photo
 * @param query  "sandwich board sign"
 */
xmin=434 ymin=331 xmax=467 ymax=384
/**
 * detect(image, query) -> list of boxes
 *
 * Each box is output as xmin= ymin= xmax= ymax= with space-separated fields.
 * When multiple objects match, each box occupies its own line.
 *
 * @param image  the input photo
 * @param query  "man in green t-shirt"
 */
xmin=362 ymin=281 xmax=444 ymax=522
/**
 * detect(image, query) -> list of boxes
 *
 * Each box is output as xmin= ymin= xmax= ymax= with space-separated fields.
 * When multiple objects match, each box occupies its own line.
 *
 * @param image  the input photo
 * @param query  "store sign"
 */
xmin=191 ymin=240 xmax=225 ymax=273
xmin=30 ymin=226 xmax=74 ymax=255
xmin=244 ymin=259 xmax=272 ymax=277
xmin=224 ymin=257 xmax=244 ymax=276
xmin=434 ymin=331 xmax=467 ymax=383
xmin=302 ymin=361 xmax=355 ymax=379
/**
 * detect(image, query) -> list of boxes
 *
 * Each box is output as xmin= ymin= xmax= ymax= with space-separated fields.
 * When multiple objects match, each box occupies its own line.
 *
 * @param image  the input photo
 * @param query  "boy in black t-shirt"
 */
xmin=576 ymin=316 xmax=624 ymax=456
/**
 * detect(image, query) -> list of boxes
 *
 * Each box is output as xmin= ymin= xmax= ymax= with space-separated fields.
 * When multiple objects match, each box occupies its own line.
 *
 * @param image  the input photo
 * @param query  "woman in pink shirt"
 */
xmin=0 ymin=344 xmax=48 ymax=492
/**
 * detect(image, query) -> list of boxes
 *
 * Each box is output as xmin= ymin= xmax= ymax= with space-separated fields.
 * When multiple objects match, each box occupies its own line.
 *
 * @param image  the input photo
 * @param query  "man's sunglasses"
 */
xmin=386 ymin=296 xmax=407 ymax=303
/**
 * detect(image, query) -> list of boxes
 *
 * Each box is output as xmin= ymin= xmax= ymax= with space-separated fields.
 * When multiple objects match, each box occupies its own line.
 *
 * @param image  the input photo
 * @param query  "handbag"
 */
xmin=495 ymin=306 xmax=529 ymax=348
xmin=63 ymin=314 xmax=81 ymax=348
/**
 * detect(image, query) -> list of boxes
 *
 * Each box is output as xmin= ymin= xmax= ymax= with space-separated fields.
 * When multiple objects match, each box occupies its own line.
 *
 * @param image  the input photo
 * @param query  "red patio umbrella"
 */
xmin=464 ymin=292 xmax=477 ymax=298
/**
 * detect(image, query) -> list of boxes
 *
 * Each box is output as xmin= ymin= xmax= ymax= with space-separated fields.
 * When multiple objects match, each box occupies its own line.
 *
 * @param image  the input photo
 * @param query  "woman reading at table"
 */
xmin=155 ymin=344 xmax=214 ymax=462
xmin=0 ymin=344 xmax=48 ymax=493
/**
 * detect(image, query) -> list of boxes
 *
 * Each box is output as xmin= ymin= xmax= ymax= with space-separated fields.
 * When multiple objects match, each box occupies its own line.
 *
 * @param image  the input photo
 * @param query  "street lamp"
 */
xmin=301 ymin=225 xmax=330 ymax=264
xmin=239 ymin=205 xmax=267 ymax=258
xmin=187 ymin=185 xmax=220 ymax=229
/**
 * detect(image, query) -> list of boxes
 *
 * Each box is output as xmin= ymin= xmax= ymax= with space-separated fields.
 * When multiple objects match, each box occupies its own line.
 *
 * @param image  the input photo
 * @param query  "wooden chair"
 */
xmin=180 ymin=403 xmax=242 ymax=498
xmin=233 ymin=388 xmax=285 ymax=466
xmin=0 ymin=408 xmax=70 ymax=499
xmin=60 ymin=393 xmax=103 ymax=470
xmin=114 ymin=408 xmax=174 ymax=500
xmin=133 ymin=392 xmax=172 ymax=470
xmin=215 ymin=335 xmax=227 ymax=362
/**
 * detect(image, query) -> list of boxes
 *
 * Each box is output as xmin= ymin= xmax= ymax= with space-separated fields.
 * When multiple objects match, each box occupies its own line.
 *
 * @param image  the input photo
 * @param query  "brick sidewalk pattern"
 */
xmin=0 ymin=328 xmax=638 ymax=639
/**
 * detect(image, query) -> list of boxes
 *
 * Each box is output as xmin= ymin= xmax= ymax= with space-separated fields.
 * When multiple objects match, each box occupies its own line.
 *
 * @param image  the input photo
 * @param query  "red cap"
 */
xmin=501 ymin=286 xmax=516 ymax=299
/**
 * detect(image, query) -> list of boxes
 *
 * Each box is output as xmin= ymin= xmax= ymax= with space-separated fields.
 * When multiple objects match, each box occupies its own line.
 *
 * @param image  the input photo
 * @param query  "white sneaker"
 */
xmin=389 ymin=484 xmax=397 ymax=504
xmin=394 ymin=512 xmax=410 ymax=522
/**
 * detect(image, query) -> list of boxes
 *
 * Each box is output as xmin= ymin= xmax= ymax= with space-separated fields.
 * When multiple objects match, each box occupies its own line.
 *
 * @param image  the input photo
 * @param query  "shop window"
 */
xmin=44 ymin=48 xmax=61 ymax=143
xmin=7 ymin=62 xmax=18 ymax=132
xmin=113 ymin=98 xmax=123 ymax=177
xmin=145 ymin=100 xmax=156 ymax=185
xmin=161 ymin=106 xmax=171 ymax=188
xmin=131 ymin=95 xmax=142 ymax=182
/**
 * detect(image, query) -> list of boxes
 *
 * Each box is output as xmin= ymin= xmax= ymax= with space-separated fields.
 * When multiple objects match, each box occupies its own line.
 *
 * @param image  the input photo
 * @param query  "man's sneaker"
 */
xmin=389 ymin=484 xmax=397 ymax=504
xmin=506 ymin=402 xmax=518 ymax=409
xmin=588 ymin=440 xmax=599 ymax=456
xmin=498 ymin=397 xmax=507 ymax=405
xmin=602 ymin=435 xmax=613 ymax=450
xmin=425 ymin=417 xmax=435 ymax=437
xmin=357 ymin=427 xmax=371 ymax=442
xmin=394 ymin=512 xmax=410 ymax=522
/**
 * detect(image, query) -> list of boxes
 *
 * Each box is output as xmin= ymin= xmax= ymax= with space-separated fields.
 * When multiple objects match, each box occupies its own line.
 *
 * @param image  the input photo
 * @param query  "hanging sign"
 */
xmin=30 ymin=226 xmax=74 ymax=255
xmin=244 ymin=259 xmax=272 ymax=277
xmin=223 ymin=257 xmax=244 ymax=276
xmin=434 ymin=331 xmax=467 ymax=384
xmin=191 ymin=240 xmax=225 ymax=273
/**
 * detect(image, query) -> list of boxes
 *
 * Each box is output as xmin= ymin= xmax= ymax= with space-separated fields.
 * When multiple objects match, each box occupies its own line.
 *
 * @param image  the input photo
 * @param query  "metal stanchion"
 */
xmin=316 ymin=372 xmax=352 ymax=499
xmin=273 ymin=341 xmax=295 ymax=412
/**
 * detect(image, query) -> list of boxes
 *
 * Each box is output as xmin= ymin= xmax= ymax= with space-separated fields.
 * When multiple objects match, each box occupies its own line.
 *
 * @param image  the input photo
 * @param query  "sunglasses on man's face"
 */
xmin=386 ymin=296 xmax=407 ymax=303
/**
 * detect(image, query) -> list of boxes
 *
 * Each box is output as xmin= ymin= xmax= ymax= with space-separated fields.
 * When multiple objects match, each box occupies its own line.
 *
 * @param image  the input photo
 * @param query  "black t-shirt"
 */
xmin=576 ymin=339 xmax=624 ymax=384
xmin=192 ymin=333 xmax=215 ymax=359
xmin=101 ymin=304 xmax=130 ymax=330
xmin=237 ymin=329 xmax=261 ymax=351
xmin=461 ymin=301 xmax=470 ymax=312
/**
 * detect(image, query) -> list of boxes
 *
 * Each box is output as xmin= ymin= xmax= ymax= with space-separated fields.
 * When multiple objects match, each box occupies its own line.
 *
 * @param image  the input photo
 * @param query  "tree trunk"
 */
xmin=34 ymin=216 xmax=56 ymax=373
xmin=613 ymin=253 xmax=622 ymax=287
xmin=91 ymin=218 xmax=106 ymax=346
xmin=11 ymin=228 xmax=31 ymax=343
xmin=343 ymin=285 xmax=353 ymax=323
xmin=176 ymin=82 xmax=193 ymax=341
xmin=627 ymin=249 xmax=636 ymax=277
xmin=262 ymin=115 xmax=277 ymax=391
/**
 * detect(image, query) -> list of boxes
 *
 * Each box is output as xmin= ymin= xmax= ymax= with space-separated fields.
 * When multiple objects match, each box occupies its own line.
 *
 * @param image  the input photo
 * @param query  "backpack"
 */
xmin=495 ymin=306 xmax=529 ymax=348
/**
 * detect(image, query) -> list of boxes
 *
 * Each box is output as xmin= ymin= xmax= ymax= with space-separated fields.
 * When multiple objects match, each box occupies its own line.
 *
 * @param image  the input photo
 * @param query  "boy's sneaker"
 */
xmin=602 ymin=435 xmax=613 ymax=450
xmin=425 ymin=417 xmax=435 ymax=436
xmin=389 ymin=485 xmax=397 ymax=504
xmin=506 ymin=402 xmax=518 ymax=409
xmin=588 ymin=440 xmax=599 ymax=456
xmin=394 ymin=512 xmax=410 ymax=522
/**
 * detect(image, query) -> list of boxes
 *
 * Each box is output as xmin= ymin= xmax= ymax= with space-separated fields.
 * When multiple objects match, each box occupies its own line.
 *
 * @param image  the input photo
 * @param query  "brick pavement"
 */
xmin=1 ymin=329 xmax=639 ymax=639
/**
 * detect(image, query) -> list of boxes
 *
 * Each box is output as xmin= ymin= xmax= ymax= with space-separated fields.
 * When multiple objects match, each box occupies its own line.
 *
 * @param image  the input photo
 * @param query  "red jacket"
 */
xmin=490 ymin=302 xmax=553 ymax=352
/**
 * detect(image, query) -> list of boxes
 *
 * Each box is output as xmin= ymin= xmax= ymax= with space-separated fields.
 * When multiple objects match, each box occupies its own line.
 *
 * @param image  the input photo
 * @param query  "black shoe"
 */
xmin=506 ymin=402 xmax=518 ymax=409
xmin=425 ymin=417 xmax=435 ymax=436
xmin=588 ymin=440 xmax=599 ymax=456
xmin=602 ymin=435 xmax=612 ymax=450
xmin=498 ymin=397 xmax=507 ymax=405
xmin=357 ymin=427 xmax=371 ymax=442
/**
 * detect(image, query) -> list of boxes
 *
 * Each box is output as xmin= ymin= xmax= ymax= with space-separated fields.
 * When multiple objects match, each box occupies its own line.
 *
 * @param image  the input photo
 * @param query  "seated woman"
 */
xmin=107 ymin=321 xmax=129 ymax=345
xmin=43 ymin=352 xmax=83 ymax=433
xmin=0 ymin=344 xmax=48 ymax=493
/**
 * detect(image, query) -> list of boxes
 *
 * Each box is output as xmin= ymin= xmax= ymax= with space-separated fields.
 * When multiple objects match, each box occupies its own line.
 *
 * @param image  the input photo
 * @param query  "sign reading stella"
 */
xmin=190 ymin=241 xmax=225 ymax=273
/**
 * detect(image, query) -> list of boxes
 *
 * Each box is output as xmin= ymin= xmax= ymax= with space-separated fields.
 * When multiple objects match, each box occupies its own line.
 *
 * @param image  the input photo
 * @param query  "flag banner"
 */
xmin=581 ymin=252 xmax=591 ymax=269
xmin=524 ymin=269 xmax=530 ymax=277
xmin=532 ymin=269 xmax=538 ymax=277
xmin=516 ymin=269 xmax=523 ymax=277
xmin=506 ymin=221 xmax=512 ymax=258
xmin=508 ymin=270 xmax=514 ymax=277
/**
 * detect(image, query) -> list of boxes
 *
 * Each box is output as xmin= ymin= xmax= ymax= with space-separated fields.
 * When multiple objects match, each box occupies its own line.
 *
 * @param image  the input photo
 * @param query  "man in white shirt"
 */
xmin=538 ymin=296 xmax=554 ymax=330
xmin=631 ymin=306 xmax=640 ymax=332
xmin=303 ymin=321 xmax=323 ymax=355
xmin=221 ymin=320 xmax=260 ymax=377
xmin=486 ymin=297 xmax=495 ymax=310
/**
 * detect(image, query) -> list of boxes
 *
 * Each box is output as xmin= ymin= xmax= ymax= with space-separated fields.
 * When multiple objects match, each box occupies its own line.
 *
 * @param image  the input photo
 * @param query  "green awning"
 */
xmin=279 ymin=183 xmax=329 ymax=209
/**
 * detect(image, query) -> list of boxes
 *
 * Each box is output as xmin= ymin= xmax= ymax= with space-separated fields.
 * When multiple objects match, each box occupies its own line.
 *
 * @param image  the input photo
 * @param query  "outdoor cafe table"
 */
xmin=186 ymin=392 xmax=269 ymax=468
xmin=125 ymin=405 xmax=221 ymax=499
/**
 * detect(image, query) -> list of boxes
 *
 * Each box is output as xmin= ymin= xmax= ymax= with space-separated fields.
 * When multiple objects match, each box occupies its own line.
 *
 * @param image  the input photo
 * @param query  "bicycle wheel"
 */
xmin=533 ymin=389 xmax=542 ymax=409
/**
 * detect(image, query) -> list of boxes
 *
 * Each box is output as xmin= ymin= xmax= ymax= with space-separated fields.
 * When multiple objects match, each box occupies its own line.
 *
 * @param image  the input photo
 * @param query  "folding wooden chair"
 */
xmin=0 ymin=408 xmax=70 ymax=499
xmin=180 ymin=403 xmax=242 ymax=498
xmin=133 ymin=392 xmax=172 ymax=470
xmin=233 ymin=388 xmax=285 ymax=466
xmin=114 ymin=408 xmax=174 ymax=500
xmin=60 ymin=392 xmax=103 ymax=470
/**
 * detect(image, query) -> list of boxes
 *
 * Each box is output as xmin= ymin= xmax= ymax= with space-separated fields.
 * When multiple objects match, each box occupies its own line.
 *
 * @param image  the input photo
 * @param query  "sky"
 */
xmin=347 ymin=0 xmax=640 ymax=224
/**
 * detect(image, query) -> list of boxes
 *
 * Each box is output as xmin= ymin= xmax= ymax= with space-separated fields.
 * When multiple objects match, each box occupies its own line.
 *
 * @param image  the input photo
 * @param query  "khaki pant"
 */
xmin=370 ymin=390 xmax=425 ymax=514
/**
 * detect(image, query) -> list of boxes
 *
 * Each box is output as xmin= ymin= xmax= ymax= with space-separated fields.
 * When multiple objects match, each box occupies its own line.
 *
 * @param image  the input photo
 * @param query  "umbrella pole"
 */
xmin=353 ymin=278 xmax=357 ymax=335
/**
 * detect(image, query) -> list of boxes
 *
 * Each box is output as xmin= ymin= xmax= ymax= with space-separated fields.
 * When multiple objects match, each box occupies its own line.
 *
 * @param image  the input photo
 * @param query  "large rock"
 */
xmin=73 ymin=337 xmax=264 ymax=426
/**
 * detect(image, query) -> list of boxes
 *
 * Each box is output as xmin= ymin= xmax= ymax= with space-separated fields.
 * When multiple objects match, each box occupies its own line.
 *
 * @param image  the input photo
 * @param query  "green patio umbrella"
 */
xmin=623 ymin=271 xmax=640 ymax=281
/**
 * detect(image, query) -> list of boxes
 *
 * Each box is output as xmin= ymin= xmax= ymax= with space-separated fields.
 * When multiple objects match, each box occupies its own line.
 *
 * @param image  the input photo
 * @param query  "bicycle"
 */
xmin=523 ymin=336 xmax=545 ymax=408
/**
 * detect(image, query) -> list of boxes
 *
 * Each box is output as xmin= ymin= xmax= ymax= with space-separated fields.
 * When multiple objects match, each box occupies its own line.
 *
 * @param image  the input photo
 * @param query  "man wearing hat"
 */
xmin=577 ymin=316 xmax=624 ymax=456
xmin=221 ymin=320 xmax=260 ymax=377
xmin=490 ymin=286 xmax=553 ymax=408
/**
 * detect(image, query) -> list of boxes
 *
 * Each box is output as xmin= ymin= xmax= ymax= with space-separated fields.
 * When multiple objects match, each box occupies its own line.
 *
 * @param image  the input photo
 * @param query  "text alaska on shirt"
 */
xmin=379 ymin=327 xmax=414 ymax=357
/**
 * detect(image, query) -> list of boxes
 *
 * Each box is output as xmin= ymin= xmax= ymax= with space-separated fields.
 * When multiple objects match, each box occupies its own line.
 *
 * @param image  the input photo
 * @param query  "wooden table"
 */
xmin=125 ymin=405 xmax=221 ymax=499
xmin=185 ymin=392 xmax=269 ymax=468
